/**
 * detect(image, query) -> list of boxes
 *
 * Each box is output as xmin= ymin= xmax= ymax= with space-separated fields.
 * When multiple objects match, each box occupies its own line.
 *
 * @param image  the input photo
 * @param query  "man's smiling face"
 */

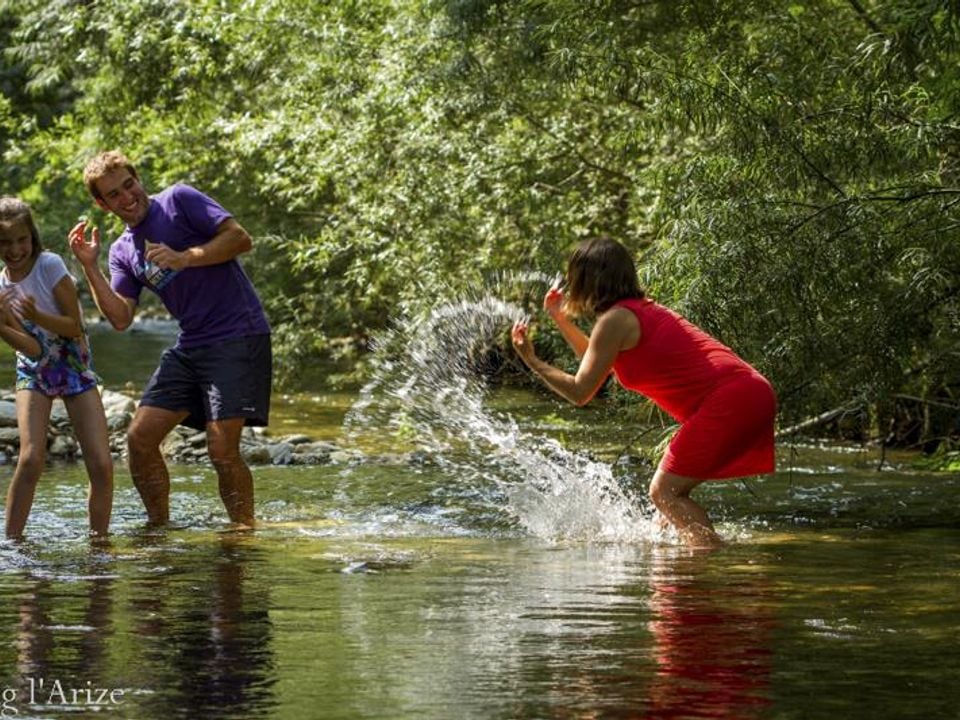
xmin=94 ymin=168 xmax=150 ymax=227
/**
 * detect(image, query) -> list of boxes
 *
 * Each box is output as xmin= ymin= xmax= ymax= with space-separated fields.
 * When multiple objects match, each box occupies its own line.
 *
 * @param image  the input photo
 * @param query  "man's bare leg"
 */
xmin=206 ymin=417 xmax=254 ymax=528
xmin=127 ymin=406 xmax=189 ymax=525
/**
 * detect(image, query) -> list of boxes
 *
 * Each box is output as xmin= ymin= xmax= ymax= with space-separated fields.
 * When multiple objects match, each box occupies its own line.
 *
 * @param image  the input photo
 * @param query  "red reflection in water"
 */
xmin=644 ymin=556 xmax=775 ymax=719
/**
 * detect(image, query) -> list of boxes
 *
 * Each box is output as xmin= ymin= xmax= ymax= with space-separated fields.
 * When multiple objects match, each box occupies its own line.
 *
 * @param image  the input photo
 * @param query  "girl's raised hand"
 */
xmin=15 ymin=294 xmax=37 ymax=322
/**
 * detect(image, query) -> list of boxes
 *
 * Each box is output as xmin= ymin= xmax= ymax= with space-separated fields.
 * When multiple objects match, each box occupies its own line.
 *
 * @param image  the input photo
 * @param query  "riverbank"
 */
xmin=0 ymin=389 xmax=362 ymax=467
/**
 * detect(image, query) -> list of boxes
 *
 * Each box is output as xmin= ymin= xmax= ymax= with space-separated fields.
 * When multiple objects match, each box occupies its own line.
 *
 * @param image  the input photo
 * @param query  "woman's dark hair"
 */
xmin=563 ymin=236 xmax=644 ymax=317
xmin=0 ymin=196 xmax=42 ymax=258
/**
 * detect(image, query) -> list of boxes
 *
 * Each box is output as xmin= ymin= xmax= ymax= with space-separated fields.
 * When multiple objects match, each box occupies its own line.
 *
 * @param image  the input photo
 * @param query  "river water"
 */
xmin=0 ymin=316 xmax=957 ymax=719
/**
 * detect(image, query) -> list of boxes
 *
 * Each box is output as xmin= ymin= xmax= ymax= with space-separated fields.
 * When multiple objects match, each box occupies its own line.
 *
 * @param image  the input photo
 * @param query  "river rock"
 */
xmin=268 ymin=442 xmax=295 ymax=465
xmin=0 ymin=388 xmax=359 ymax=467
xmin=241 ymin=445 xmax=273 ymax=465
xmin=101 ymin=389 xmax=137 ymax=415
xmin=107 ymin=411 xmax=132 ymax=432
xmin=50 ymin=434 xmax=77 ymax=457
xmin=51 ymin=402 xmax=69 ymax=424
xmin=0 ymin=400 xmax=16 ymax=428
xmin=329 ymin=449 xmax=365 ymax=465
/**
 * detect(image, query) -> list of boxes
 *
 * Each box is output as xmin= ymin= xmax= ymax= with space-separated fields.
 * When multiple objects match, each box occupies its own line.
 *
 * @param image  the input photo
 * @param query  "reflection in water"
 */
xmin=321 ymin=542 xmax=777 ymax=719
xmin=7 ymin=559 xmax=115 ymax=713
xmin=128 ymin=535 xmax=277 ymax=718
xmin=327 ymin=541 xmax=658 ymax=718
xmin=16 ymin=575 xmax=113 ymax=670
xmin=0 ymin=535 xmax=277 ymax=719
xmin=644 ymin=551 xmax=775 ymax=719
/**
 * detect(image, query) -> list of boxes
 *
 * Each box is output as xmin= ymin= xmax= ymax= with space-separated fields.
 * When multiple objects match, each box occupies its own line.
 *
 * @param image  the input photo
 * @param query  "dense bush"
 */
xmin=0 ymin=0 xmax=957 ymax=449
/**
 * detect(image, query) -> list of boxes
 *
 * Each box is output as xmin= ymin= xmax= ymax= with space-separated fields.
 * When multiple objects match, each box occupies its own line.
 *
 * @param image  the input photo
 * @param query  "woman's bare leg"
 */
xmin=648 ymin=468 xmax=725 ymax=549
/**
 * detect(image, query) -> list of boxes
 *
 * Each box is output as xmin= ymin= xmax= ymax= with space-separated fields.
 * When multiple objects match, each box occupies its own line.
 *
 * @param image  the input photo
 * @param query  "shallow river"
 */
xmin=0 ymin=320 xmax=957 ymax=719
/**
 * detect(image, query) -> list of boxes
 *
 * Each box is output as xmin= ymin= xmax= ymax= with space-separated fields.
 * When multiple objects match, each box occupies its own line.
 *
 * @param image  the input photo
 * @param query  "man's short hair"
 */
xmin=83 ymin=150 xmax=139 ymax=201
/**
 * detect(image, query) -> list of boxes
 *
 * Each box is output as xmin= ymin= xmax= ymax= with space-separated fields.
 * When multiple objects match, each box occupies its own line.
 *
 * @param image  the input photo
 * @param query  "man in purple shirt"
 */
xmin=69 ymin=150 xmax=271 ymax=529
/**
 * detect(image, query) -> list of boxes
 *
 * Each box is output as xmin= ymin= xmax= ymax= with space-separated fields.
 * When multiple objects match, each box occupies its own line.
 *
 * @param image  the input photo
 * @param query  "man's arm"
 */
xmin=68 ymin=221 xmax=137 ymax=331
xmin=145 ymin=218 xmax=252 ymax=271
xmin=79 ymin=261 xmax=137 ymax=331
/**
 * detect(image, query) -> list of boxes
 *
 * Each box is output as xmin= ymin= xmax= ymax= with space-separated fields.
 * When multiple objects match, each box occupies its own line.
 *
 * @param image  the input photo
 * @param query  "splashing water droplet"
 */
xmin=345 ymin=277 xmax=658 ymax=543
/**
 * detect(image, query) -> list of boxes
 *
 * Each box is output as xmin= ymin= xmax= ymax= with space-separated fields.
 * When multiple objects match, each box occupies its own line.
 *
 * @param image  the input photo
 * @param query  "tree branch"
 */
xmin=776 ymin=401 xmax=864 ymax=439
xmin=846 ymin=0 xmax=884 ymax=36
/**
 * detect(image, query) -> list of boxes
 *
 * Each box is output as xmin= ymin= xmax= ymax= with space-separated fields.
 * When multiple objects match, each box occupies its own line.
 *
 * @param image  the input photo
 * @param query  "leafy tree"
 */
xmin=0 ymin=0 xmax=957 ymax=449
xmin=434 ymin=0 xmax=960 ymax=445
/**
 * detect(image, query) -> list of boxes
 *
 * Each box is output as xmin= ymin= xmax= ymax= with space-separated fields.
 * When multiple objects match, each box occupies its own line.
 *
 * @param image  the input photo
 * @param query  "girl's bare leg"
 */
xmin=648 ymin=468 xmax=725 ymax=549
xmin=64 ymin=388 xmax=114 ymax=536
xmin=5 ymin=391 xmax=53 ymax=539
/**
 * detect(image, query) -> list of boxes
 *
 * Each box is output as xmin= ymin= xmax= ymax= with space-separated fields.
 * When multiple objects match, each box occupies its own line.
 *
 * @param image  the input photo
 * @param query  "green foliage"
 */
xmin=444 ymin=0 xmax=960 ymax=441
xmin=0 ymin=0 xmax=957 ymax=446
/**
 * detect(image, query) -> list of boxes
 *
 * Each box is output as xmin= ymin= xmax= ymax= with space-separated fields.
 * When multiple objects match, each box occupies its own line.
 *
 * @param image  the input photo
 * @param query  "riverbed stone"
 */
xmin=329 ymin=449 xmax=365 ymax=465
xmin=107 ymin=411 xmax=132 ymax=432
xmin=50 ymin=435 xmax=77 ymax=457
xmin=0 ymin=387 xmax=360 ymax=467
xmin=101 ymin=390 xmax=136 ymax=412
xmin=241 ymin=445 xmax=273 ymax=465
xmin=50 ymin=402 xmax=69 ymax=424
xmin=186 ymin=431 xmax=208 ymax=448
xmin=0 ymin=400 xmax=16 ymax=427
xmin=268 ymin=442 xmax=295 ymax=465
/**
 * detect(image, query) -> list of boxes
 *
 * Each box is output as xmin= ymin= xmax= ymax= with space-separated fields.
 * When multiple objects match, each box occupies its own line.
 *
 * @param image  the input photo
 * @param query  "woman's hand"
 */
xmin=511 ymin=319 xmax=537 ymax=365
xmin=543 ymin=277 xmax=565 ymax=319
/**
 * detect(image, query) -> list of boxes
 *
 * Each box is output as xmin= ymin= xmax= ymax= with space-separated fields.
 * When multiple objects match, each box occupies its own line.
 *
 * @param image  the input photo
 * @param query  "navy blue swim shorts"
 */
xmin=139 ymin=333 xmax=272 ymax=430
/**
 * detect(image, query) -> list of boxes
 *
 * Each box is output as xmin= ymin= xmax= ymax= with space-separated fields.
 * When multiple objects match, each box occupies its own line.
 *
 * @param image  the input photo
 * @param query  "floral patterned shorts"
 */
xmin=16 ymin=332 xmax=100 ymax=397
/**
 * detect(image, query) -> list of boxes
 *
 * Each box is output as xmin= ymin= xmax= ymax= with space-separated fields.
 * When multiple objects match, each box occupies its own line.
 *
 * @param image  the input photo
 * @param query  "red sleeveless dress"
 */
xmin=612 ymin=298 xmax=776 ymax=479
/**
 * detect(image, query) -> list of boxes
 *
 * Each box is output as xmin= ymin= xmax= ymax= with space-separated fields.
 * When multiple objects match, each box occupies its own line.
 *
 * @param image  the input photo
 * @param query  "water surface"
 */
xmin=0 ymin=439 xmax=957 ymax=719
xmin=0 ymin=305 xmax=955 ymax=718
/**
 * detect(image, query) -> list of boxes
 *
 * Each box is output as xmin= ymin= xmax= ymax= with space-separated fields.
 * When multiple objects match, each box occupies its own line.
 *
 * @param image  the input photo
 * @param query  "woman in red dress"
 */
xmin=511 ymin=237 xmax=776 ymax=548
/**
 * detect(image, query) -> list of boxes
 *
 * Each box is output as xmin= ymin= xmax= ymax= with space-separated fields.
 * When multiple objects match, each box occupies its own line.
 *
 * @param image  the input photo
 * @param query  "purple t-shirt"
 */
xmin=108 ymin=183 xmax=270 ymax=348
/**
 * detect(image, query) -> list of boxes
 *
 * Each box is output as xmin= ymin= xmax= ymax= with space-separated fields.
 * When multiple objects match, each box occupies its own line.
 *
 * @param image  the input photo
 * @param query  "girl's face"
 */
xmin=0 ymin=219 xmax=36 ymax=278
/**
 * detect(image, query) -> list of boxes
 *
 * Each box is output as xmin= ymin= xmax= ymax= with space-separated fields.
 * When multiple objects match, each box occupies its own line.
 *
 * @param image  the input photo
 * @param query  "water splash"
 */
xmin=345 ymin=279 xmax=656 ymax=543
